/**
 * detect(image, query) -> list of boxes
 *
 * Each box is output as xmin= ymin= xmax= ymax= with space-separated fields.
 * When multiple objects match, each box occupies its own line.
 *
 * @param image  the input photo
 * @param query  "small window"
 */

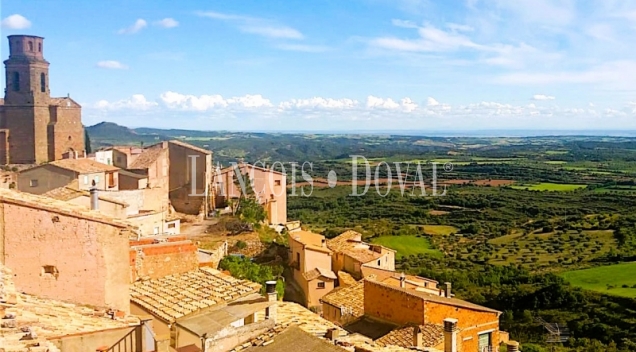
xmin=68 ymin=136 xmax=72 ymax=141
xmin=377 ymin=260 xmax=381 ymax=266
xmin=42 ymin=265 xmax=58 ymax=278
xmin=83 ymin=175 xmax=89 ymax=185
xmin=107 ymin=158 xmax=111 ymax=165
xmin=12 ymin=72 xmax=19 ymax=92
xmin=116 ymin=156 xmax=122 ymax=163
xmin=28 ymin=41 xmax=33 ymax=51
xmin=40 ymin=73 xmax=46 ymax=92
xmin=274 ymin=180 xmax=281 ymax=186
xmin=95 ymin=175 xmax=100 ymax=183
xmin=168 ymin=223 xmax=176 ymax=229
xmin=29 ymin=179 xmax=38 ymax=187
xmin=317 ymin=282 xmax=326 ymax=289
xmin=153 ymin=226 xmax=160 ymax=235
xmin=38 ymin=43 xmax=42 ymax=52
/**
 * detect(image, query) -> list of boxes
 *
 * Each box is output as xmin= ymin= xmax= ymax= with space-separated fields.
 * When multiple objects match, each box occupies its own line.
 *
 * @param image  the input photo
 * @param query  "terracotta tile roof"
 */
xmin=256 ymin=302 xmax=346 ymax=337
xmin=367 ymin=280 xmax=501 ymax=314
xmin=43 ymin=179 xmax=128 ymax=206
xmin=303 ymin=267 xmax=337 ymax=281
xmin=169 ymin=140 xmax=212 ymax=155
xmin=345 ymin=249 xmax=383 ymax=264
xmin=118 ymin=169 xmax=149 ymax=179
xmin=1 ymin=264 xmax=136 ymax=351
xmin=375 ymin=324 xmax=443 ymax=349
xmin=243 ymin=325 xmax=347 ymax=352
xmin=320 ymin=280 xmax=364 ymax=319
xmin=49 ymin=158 xmax=119 ymax=173
xmin=0 ymin=189 xmax=130 ymax=228
xmin=130 ymin=267 xmax=261 ymax=323
xmin=327 ymin=230 xmax=363 ymax=252
xmin=129 ymin=144 xmax=166 ymax=169
xmin=337 ymin=271 xmax=357 ymax=287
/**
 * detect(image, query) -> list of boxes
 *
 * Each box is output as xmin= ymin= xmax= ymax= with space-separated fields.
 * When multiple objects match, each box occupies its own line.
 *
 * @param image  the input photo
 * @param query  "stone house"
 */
xmin=94 ymin=147 xmax=129 ymax=168
xmin=0 ymin=188 xmax=132 ymax=312
xmin=42 ymin=179 xmax=128 ymax=219
xmin=327 ymin=231 xmax=396 ymax=280
xmin=129 ymin=267 xmax=276 ymax=352
xmin=18 ymin=158 xmax=120 ymax=194
xmin=215 ymin=162 xmax=287 ymax=225
xmin=288 ymin=230 xmax=337 ymax=308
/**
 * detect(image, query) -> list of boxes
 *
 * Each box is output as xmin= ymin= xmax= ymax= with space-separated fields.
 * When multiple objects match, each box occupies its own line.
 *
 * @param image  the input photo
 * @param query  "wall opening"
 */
xmin=40 ymin=73 xmax=46 ymax=92
xmin=29 ymin=179 xmax=38 ymax=187
xmin=38 ymin=43 xmax=42 ymax=52
xmin=12 ymin=72 xmax=19 ymax=91
xmin=28 ymin=41 xmax=33 ymax=51
xmin=42 ymin=265 xmax=59 ymax=279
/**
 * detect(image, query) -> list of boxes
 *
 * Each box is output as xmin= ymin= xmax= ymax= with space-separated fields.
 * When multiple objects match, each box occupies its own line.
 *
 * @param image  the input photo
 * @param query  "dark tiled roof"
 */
xmin=303 ymin=267 xmax=337 ymax=281
xmin=129 ymin=145 xmax=165 ymax=169
xmin=320 ymin=280 xmax=364 ymax=319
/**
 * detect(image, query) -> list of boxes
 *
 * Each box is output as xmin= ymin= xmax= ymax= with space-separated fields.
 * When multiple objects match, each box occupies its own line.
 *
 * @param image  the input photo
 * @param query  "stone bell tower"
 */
xmin=2 ymin=35 xmax=84 ymax=164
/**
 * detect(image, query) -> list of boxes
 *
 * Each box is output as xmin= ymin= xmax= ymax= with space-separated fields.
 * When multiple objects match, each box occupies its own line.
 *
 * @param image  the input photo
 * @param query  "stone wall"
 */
xmin=363 ymin=280 xmax=425 ymax=326
xmin=49 ymin=104 xmax=84 ymax=160
xmin=130 ymin=239 xmax=199 ymax=281
xmin=17 ymin=164 xmax=76 ymax=195
xmin=2 ymin=202 xmax=131 ymax=312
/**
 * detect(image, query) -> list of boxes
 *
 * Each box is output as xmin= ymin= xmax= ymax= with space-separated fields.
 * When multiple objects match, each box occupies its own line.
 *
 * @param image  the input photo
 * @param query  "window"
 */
xmin=108 ymin=172 xmax=115 ymax=188
xmin=38 ymin=43 xmax=42 ymax=52
xmin=42 ymin=265 xmax=58 ymax=279
xmin=377 ymin=260 xmax=381 ymax=266
xmin=12 ymin=72 xmax=19 ymax=91
xmin=29 ymin=179 xmax=38 ymax=187
xmin=317 ymin=282 xmax=326 ymax=289
xmin=83 ymin=175 xmax=89 ymax=185
xmin=40 ymin=73 xmax=46 ymax=92
xmin=274 ymin=180 xmax=281 ymax=186
xmin=168 ymin=223 xmax=176 ymax=229
xmin=153 ymin=226 xmax=160 ymax=235
xmin=107 ymin=158 xmax=111 ymax=165
xmin=28 ymin=41 xmax=33 ymax=51
xmin=94 ymin=175 xmax=100 ymax=183
xmin=478 ymin=332 xmax=492 ymax=352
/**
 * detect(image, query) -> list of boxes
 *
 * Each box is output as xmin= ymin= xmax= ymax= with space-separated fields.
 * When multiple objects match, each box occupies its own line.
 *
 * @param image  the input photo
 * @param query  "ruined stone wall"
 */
xmin=2 ymin=203 xmax=131 ymax=311
xmin=129 ymin=240 xmax=198 ymax=281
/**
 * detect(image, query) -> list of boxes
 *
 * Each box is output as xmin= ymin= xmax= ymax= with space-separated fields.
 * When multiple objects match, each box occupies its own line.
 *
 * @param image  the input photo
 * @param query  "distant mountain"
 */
xmin=86 ymin=122 xmax=170 ymax=149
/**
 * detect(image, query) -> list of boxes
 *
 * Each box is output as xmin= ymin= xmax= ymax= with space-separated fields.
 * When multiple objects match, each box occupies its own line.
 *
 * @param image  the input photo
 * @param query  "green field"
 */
xmin=560 ymin=263 xmax=636 ymax=298
xmin=511 ymin=182 xmax=587 ymax=191
xmin=371 ymin=235 xmax=442 ymax=259
xmin=421 ymin=225 xmax=458 ymax=235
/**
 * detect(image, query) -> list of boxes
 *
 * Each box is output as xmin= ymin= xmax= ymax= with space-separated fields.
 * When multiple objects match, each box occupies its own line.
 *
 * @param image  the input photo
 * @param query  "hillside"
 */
xmin=86 ymin=122 xmax=169 ymax=149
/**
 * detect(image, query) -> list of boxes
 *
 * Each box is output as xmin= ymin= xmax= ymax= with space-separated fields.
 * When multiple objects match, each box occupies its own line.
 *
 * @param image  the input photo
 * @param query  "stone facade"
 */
xmin=0 ymin=189 xmax=132 ymax=312
xmin=129 ymin=236 xmax=198 ymax=281
xmin=0 ymin=35 xmax=85 ymax=164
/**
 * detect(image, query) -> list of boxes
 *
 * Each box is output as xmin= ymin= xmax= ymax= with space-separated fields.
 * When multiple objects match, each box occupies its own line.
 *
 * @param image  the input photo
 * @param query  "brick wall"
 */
xmin=364 ymin=280 xmax=425 ymax=325
xmin=129 ymin=240 xmax=199 ymax=281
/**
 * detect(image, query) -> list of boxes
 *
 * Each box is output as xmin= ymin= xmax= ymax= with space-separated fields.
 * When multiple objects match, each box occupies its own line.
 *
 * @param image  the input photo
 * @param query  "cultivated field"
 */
xmin=511 ymin=182 xmax=587 ymax=191
xmin=371 ymin=235 xmax=442 ymax=259
xmin=560 ymin=262 xmax=636 ymax=298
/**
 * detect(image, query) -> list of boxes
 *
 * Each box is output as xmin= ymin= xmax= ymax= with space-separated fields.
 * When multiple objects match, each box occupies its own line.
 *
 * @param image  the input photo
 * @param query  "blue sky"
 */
xmin=2 ymin=0 xmax=636 ymax=131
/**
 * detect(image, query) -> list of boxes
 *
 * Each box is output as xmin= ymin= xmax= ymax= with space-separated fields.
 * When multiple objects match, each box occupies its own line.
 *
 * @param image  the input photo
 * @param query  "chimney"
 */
xmin=322 ymin=238 xmax=327 ymax=247
xmin=90 ymin=187 xmax=99 ymax=211
xmin=506 ymin=341 xmax=520 ymax=352
xmin=265 ymin=281 xmax=277 ymax=323
xmin=326 ymin=328 xmax=340 ymax=342
xmin=412 ymin=326 xmax=423 ymax=348
xmin=399 ymin=272 xmax=406 ymax=289
xmin=445 ymin=282 xmax=452 ymax=297
xmin=443 ymin=318 xmax=458 ymax=352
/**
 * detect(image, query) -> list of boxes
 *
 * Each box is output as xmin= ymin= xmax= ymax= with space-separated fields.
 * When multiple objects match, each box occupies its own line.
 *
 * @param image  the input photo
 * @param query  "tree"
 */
xmin=84 ymin=129 xmax=92 ymax=154
xmin=228 ymin=168 xmax=267 ymax=225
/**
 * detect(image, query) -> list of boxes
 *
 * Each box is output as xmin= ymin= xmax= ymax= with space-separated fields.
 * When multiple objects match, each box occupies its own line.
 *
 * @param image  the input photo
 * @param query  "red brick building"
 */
xmin=0 ymin=35 xmax=85 ymax=164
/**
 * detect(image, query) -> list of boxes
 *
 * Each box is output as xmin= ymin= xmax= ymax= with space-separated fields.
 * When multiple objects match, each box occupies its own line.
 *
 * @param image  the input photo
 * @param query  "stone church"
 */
xmin=0 ymin=35 xmax=85 ymax=165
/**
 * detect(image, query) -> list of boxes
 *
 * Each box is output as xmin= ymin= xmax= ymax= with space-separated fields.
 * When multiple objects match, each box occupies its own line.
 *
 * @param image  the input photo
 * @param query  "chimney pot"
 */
xmin=90 ymin=187 xmax=99 ymax=211
xmin=443 ymin=318 xmax=458 ymax=352
xmin=326 ymin=328 xmax=340 ymax=341
xmin=413 ymin=326 xmax=423 ymax=348
xmin=506 ymin=341 xmax=520 ymax=352
xmin=399 ymin=273 xmax=406 ymax=289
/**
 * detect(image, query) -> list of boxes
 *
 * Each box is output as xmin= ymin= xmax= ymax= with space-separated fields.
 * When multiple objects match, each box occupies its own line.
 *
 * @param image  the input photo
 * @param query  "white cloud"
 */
xmin=96 ymin=61 xmax=128 ymax=69
xmin=366 ymin=96 xmax=400 ymax=109
xmin=1 ymin=14 xmax=31 ymax=29
xmin=391 ymin=19 xmax=418 ymax=29
xmin=279 ymin=97 xmax=358 ymax=109
xmin=427 ymin=97 xmax=440 ymax=106
xmin=586 ymin=24 xmax=615 ymax=42
xmin=532 ymin=94 xmax=555 ymax=100
xmin=95 ymin=95 xmax=157 ymax=110
xmin=159 ymin=91 xmax=273 ymax=111
xmin=446 ymin=23 xmax=474 ymax=32
xmin=154 ymin=18 xmax=179 ymax=28
xmin=489 ymin=0 xmax=576 ymax=26
xmin=197 ymin=11 xmax=303 ymax=39
xmin=496 ymin=61 xmax=636 ymax=86
xmin=118 ymin=19 xmax=147 ymax=34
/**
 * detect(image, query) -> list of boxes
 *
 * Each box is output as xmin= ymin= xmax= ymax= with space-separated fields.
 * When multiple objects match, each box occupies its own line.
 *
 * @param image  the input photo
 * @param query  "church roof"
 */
xmin=50 ymin=96 xmax=81 ymax=108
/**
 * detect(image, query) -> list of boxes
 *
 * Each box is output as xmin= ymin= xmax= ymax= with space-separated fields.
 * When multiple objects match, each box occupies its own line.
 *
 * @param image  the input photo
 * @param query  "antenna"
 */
xmin=535 ymin=316 xmax=570 ymax=351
